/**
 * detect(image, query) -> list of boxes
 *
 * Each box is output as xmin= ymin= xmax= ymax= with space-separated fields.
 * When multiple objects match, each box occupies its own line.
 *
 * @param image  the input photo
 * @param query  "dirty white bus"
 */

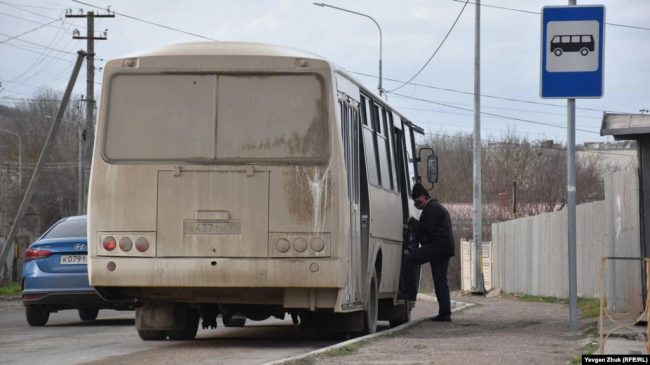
xmin=88 ymin=42 xmax=434 ymax=340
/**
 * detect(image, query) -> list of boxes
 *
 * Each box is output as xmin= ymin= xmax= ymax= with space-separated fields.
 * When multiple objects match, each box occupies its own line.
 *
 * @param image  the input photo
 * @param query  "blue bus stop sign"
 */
xmin=541 ymin=5 xmax=605 ymax=98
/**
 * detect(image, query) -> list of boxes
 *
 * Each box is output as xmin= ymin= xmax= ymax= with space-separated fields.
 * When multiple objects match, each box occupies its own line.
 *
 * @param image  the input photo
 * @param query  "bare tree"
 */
xmin=0 ymin=89 xmax=84 ymax=243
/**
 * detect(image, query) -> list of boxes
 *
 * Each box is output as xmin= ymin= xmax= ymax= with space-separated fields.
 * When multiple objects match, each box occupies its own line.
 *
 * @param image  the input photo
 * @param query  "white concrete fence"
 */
xmin=461 ymin=240 xmax=492 ymax=292
xmin=490 ymin=169 xmax=642 ymax=313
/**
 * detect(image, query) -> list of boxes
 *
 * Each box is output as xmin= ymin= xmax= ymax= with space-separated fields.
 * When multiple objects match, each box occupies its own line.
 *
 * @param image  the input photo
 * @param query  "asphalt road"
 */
xmin=0 ymin=299 xmax=439 ymax=365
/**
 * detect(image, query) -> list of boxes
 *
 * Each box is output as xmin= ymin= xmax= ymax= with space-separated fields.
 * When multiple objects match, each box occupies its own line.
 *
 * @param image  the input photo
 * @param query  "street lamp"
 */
xmin=313 ymin=2 xmax=384 ymax=96
xmin=0 ymin=128 xmax=22 ymax=194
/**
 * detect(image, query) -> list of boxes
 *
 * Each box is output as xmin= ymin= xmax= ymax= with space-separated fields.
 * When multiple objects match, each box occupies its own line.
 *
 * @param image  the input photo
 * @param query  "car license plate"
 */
xmin=60 ymin=255 xmax=87 ymax=265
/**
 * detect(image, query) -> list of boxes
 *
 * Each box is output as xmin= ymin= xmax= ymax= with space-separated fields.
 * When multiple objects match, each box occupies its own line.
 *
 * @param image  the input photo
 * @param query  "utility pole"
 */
xmin=472 ymin=0 xmax=485 ymax=294
xmin=65 ymin=8 xmax=113 ymax=213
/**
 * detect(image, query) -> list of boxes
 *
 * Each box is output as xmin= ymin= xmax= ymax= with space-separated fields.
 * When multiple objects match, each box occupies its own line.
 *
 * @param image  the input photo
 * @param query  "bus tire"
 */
xmin=389 ymin=300 xmax=412 ymax=328
xmin=554 ymin=48 xmax=562 ymax=56
xmin=167 ymin=308 xmax=200 ymax=340
xmin=580 ymin=48 xmax=589 ymax=56
xmin=363 ymin=272 xmax=379 ymax=334
xmin=78 ymin=308 xmax=99 ymax=321
xmin=137 ymin=329 xmax=167 ymax=341
xmin=25 ymin=305 xmax=49 ymax=326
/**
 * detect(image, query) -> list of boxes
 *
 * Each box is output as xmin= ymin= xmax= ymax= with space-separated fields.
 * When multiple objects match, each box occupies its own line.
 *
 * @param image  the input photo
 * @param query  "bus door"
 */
xmin=393 ymin=126 xmax=409 ymax=223
xmin=339 ymin=96 xmax=363 ymax=304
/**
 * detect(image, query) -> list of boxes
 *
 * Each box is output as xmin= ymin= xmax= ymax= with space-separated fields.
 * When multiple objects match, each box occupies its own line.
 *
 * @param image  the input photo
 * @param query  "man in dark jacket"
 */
xmin=400 ymin=183 xmax=455 ymax=322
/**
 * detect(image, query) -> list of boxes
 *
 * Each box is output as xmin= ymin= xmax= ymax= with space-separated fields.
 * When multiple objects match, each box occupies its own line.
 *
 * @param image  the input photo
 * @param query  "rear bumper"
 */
xmin=23 ymin=271 xmax=90 ymax=292
xmin=89 ymin=257 xmax=347 ymax=288
xmin=21 ymin=290 xmax=119 ymax=309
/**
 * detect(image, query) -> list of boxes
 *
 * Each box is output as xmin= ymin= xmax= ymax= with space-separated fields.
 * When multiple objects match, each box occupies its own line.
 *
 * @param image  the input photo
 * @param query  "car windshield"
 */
xmin=42 ymin=219 xmax=87 ymax=239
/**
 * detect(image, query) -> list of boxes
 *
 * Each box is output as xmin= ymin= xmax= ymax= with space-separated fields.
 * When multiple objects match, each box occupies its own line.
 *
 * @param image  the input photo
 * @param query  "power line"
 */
xmin=0 ymin=9 xmax=64 ymax=28
xmin=0 ymin=33 xmax=77 ymax=55
xmin=451 ymin=0 xmax=650 ymax=32
xmin=0 ymin=17 xmax=61 ymax=44
xmin=396 ymin=97 xmax=603 ymax=120
xmin=0 ymin=0 xmax=68 ymax=23
xmin=71 ymin=0 xmax=218 ymax=41
xmin=351 ymin=70 xmax=625 ymax=114
xmin=0 ymin=41 xmax=74 ymax=62
xmin=0 ymin=2 xmax=61 ymax=10
xmin=388 ymin=91 xmax=600 ymax=134
xmin=421 ymin=131 xmax=636 ymax=158
xmin=389 ymin=0 xmax=469 ymax=92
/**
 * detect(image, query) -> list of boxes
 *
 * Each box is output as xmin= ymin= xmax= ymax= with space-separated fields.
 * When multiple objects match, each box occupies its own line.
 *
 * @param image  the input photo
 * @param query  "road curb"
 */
xmin=264 ymin=295 xmax=475 ymax=365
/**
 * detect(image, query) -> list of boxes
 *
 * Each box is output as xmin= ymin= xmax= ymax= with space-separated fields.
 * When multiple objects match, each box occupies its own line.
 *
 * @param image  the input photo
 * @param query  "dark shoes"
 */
xmin=430 ymin=315 xmax=451 ymax=322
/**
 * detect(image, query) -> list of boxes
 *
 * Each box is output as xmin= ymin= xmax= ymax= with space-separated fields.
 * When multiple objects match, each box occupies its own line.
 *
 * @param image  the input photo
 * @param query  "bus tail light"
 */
xmin=102 ymin=236 xmax=117 ymax=251
xmin=118 ymin=237 xmax=133 ymax=251
xmin=135 ymin=237 xmax=150 ymax=252
xmin=270 ymin=233 xmax=330 ymax=257
xmin=24 ymin=248 xmax=53 ymax=262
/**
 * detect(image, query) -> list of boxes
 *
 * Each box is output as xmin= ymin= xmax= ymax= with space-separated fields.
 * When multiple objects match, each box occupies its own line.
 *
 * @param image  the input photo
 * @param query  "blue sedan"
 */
xmin=22 ymin=215 xmax=132 ymax=326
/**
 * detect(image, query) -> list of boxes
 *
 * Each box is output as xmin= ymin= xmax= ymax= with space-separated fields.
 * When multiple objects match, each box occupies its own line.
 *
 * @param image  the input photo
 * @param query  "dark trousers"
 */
xmin=402 ymin=245 xmax=451 ymax=317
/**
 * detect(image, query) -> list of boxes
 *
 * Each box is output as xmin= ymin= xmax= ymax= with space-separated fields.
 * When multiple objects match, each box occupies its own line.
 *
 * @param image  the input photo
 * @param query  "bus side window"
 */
xmin=361 ymin=94 xmax=379 ymax=186
xmin=360 ymin=96 xmax=369 ymax=126
xmin=403 ymin=122 xmax=417 ymax=191
xmin=371 ymin=103 xmax=382 ymax=187
xmin=376 ymin=106 xmax=392 ymax=191
xmin=387 ymin=112 xmax=398 ymax=192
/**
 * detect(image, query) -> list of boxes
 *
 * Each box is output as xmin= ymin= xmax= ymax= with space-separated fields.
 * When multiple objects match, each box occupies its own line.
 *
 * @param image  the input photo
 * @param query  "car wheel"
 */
xmin=78 ymin=309 xmax=99 ymax=321
xmin=26 ymin=305 xmax=49 ymax=326
xmin=137 ymin=329 xmax=167 ymax=341
xmin=168 ymin=308 xmax=200 ymax=340
xmin=554 ymin=48 xmax=562 ymax=56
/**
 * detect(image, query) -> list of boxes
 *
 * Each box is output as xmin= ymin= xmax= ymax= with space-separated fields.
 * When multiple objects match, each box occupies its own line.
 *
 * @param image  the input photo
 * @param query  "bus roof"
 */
xmin=120 ymin=41 xmax=329 ymax=61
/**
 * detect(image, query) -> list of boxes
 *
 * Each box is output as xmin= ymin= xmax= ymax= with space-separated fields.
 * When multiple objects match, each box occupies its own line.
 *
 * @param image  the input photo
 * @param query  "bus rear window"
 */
xmin=216 ymin=75 xmax=326 ymax=160
xmin=104 ymin=74 xmax=327 ymax=162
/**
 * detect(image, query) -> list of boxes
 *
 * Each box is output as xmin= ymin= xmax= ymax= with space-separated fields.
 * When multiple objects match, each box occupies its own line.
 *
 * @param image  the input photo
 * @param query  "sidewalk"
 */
xmin=286 ymin=294 xmax=601 ymax=365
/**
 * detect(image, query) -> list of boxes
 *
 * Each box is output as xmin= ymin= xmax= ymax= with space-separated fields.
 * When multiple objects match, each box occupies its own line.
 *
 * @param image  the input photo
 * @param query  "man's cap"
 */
xmin=411 ymin=183 xmax=428 ymax=200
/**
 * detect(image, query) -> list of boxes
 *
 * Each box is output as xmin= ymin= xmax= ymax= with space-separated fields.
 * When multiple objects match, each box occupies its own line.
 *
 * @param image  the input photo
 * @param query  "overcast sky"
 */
xmin=1 ymin=0 xmax=649 ymax=144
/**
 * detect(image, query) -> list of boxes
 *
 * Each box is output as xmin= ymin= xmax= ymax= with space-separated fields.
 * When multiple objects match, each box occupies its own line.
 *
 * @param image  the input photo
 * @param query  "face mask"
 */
xmin=414 ymin=199 xmax=424 ymax=210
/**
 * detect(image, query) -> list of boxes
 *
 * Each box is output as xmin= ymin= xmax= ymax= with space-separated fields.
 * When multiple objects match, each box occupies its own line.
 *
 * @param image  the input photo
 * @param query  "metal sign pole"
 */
xmin=568 ymin=97 xmax=578 ymax=331
xmin=566 ymin=0 xmax=578 ymax=334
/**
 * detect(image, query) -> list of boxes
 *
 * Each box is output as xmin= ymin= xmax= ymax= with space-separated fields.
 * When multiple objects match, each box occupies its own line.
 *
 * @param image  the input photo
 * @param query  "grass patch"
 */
xmin=569 ymin=339 xmax=599 ymax=365
xmin=0 ymin=283 xmax=21 ymax=297
xmin=514 ymin=294 xmax=601 ymax=319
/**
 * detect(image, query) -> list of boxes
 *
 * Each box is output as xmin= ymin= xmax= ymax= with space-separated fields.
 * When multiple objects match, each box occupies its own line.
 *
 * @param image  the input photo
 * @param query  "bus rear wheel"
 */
xmin=580 ymin=48 xmax=589 ymax=56
xmin=137 ymin=329 xmax=167 ymax=341
xmin=168 ymin=308 xmax=200 ymax=340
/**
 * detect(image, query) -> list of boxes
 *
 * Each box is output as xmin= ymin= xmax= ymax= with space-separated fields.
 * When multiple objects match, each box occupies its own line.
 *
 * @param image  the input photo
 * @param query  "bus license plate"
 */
xmin=60 ymin=255 xmax=87 ymax=265
xmin=184 ymin=221 xmax=241 ymax=235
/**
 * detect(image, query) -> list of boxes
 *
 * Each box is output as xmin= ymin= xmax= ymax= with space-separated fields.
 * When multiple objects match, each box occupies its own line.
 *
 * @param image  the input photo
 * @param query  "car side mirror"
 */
xmin=427 ymin=154 xmax=438 ymax=183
